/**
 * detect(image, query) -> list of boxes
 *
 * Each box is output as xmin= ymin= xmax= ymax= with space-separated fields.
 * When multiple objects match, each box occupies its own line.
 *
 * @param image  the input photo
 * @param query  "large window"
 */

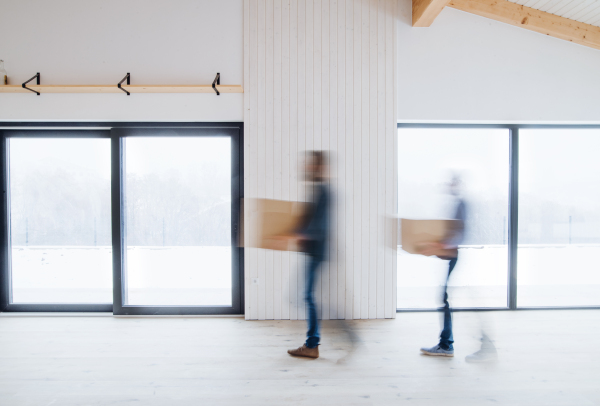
xmin=398 ymin=125 xmax=600 ymax=310
xmin=518 ymin=129 xmax=600 ymax=307
xmin=1 ymin=125 xmax=243 ymax=314
xmin=124 ymin=136 xmax=232 ymax=306
xmin=9 ymin=136 xmax=112 ymax=304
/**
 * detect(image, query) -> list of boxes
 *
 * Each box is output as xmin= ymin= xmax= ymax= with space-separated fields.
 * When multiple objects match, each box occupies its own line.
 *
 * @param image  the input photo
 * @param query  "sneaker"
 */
xmin=420 ymin=344 xmax=454 ymax=357
xmin=288 ymin=344 xmax=319 ymax=359
xmin=466 ymin=334 xmax=497 ymax=363
xmin=465 ymin=349 xmax=497 ymax=363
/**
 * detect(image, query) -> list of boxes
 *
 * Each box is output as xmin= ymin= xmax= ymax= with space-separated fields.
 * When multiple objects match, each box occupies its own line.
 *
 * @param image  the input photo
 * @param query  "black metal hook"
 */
xmin=118 ymin=72 xmax=130 ymax=95
xmin=212 ymin=72 xmax=220 ymax=95
xmin=22 ymin=72 xmax=40 ymax=95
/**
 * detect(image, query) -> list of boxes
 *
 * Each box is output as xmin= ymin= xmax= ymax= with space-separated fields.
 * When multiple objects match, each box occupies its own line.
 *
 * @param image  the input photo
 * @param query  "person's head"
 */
xmin=448 ymin=174 xmax=462 ymax=196
xmin=304 ymin=150 xmax=328 ymax=182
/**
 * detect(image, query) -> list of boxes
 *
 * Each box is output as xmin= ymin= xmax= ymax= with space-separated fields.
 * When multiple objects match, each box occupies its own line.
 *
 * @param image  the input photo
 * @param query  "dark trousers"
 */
xmin=305 ymin=254 xmax=322 ymax=348
xmin=439 ymin=255 xmax=458 ymax=350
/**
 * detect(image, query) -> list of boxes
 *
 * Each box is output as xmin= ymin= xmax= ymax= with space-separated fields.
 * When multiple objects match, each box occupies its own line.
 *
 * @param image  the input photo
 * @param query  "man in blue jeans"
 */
xmin=419 ymin=176 xmax=497 ymax=361
xmin=420 ymin=176 xmax=465 ymax=358
xmin=287 ymin=151 xmax=330 ymax=359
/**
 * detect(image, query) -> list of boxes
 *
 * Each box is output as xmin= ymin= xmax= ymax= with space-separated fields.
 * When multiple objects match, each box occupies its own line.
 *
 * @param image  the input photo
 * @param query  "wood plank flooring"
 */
xmin=0 ymin=310 xmax=599 ymax=405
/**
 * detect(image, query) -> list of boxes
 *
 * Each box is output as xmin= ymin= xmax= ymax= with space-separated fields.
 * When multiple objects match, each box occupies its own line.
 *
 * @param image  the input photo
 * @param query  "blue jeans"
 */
xmin=440 ymin=256 xmax=458 ymax=351
xmin=305 ymin=254 xmax=322 ymax=348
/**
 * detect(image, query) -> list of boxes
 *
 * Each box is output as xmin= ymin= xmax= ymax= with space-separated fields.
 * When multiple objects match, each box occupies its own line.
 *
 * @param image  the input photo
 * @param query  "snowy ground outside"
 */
xmin=10 ymin=245 xmax=600 ymax=309
xmin=11 ymin=246 xmax=231 ymax=306
xmin=398 ymin=245 xmax=600 ymax=308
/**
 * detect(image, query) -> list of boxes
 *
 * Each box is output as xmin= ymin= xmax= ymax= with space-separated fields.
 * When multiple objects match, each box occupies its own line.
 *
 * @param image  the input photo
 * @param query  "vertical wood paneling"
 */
xmin=243 ymin=0 xmax=251 ymax=320
xmin=297 ymin=0 xmax=306 ymax=321
xmin=281 ymin=0 xmax=291 ymax=321
xmin=320 ymin=0 xmax=331 ymax=321
xmin=244 ymin=0 xmax=397 ymax=320
xmin=273 ymin=0 xmax=282 ymax=320
xmin=289 ymin=0 xmax=299 ymax=320
xmin=248 ymin=0 xmax=259 ymax=321
xmin=384 ymin=0 xmax=394 ymax=319
xmin=343 ymin=0 xmax=353 ymax=321
xmin=334 ymin=0 xmax=345 ymax=321
xmin=328 ymin=0 xmax=339 ymax=321
xmin=392 ymin=0 xmax=398 ymax=316
xmin=257 ymin=0 xmax=266 ymax=321
xmin=353 ymin=0 xmax=363 ymax=320
xmin=265 ymin=0 xmax=275 ymax=321
xmin=368 ymin=0 xmax=378 ymax=319
xmin=376 ymin=0 xmax=386 ymax=319
xmin=312 ymin=0 xmax=324 ymax=320
xmin=360 ymin=0 xmax=370 ymax=320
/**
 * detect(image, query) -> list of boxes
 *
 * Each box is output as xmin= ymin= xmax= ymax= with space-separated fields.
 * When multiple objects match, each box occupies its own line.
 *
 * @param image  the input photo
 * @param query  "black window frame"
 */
xmin=396 ymin=123 xmax=600 ymax=312
xmin=0 ymin=122 xmax=244 ymax=315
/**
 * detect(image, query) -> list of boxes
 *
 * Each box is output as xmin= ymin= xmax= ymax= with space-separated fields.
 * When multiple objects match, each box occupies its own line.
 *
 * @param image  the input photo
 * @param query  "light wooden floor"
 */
xmin=0 ymin=310 xmax=599 ymax=405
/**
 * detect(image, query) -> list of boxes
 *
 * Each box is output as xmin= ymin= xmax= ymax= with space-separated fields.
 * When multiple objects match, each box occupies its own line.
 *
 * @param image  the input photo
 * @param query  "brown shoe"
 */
xmin=288 ymin=344 xmax=319 ymax=359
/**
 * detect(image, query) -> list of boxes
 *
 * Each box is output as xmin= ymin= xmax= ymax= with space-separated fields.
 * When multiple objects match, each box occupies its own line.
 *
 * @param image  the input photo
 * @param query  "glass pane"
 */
xmin=9 ymin=138 xmax=112 ymax=303
xmin=124 ymin=137 xmax=231 ymax=306
xmin=397 ymin=128 xmax=509 ymax=309
xmin=518 ymin=129 xmax=600 ymax=307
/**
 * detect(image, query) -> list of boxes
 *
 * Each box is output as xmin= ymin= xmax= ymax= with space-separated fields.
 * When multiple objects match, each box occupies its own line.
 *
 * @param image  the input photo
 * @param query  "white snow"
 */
xmin=11 ymin=246 xmax=231 ymax=306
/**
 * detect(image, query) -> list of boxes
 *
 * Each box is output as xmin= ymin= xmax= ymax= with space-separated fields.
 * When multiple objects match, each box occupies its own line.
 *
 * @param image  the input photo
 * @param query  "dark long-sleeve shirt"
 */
xmin=446 ymin=198 xmax=466 ymax=248
xmin=298 ymin=183 xmax=330 ymax=259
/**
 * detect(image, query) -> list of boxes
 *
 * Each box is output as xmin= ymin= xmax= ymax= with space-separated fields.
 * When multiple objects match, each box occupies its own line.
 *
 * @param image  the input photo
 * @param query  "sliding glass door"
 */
xmin=111 ymin=128 xmax=242 ymax=315
xmin=123 ymin=135 xmax=233 ymax=307
xmin=5 ymin=133 xmax=112 ymax=310
xmin=1 ymin=125 xmax=243 ymax=314
xmin=397 ymin=124 xmax=600 ymax=310
xmin=518 ymin=129 xmax=600 ymax=307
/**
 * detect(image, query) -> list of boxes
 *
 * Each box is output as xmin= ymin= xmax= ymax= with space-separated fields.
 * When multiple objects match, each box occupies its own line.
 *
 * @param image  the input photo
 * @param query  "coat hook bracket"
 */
xmin=22 ymin=72 xmax=40 ymax=95
xmin=212 ymin=72 xmax=220 ymax=95
xmin=118 ymin=72 xmax=131 ymax=95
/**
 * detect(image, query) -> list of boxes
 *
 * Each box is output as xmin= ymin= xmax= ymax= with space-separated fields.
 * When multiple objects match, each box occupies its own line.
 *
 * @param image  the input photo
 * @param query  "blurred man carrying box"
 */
xmin=400 ymin=218 xmax=460 ymax=260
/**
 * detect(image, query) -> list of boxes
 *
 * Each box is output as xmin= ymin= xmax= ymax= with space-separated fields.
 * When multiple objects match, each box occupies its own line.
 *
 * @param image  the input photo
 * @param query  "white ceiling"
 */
xmin=507 ymin=0 xmax=600 ymax=27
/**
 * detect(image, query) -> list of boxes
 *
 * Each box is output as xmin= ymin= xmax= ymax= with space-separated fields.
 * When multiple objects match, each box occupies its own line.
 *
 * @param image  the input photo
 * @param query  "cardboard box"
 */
xmin=242 ymin=198 xmax=308 ymax=252
xmin=400 ymin=218 xmax=459 ymax=258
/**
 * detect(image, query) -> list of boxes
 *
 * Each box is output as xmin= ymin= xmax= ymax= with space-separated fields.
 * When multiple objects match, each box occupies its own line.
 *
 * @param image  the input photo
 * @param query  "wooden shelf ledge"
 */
xmin=0 ymin=84 xmax=243 ymax=94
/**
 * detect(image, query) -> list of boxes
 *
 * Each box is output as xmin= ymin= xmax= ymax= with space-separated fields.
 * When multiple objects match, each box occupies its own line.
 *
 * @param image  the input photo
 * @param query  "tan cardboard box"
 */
xmin=400 ymin=218 xmax=459 ymax=258
xmin=242 ymin=198 xmax=307 ymax=252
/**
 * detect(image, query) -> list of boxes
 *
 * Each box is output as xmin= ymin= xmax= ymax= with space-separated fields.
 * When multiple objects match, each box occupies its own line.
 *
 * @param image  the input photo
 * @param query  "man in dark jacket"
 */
xmin=419 ymin=175 xmax=497 ymax=362
xmin=419 ymin=176 xmax=465 ymax=358
xmin=287 ymin=151 xmax=330 ymax=359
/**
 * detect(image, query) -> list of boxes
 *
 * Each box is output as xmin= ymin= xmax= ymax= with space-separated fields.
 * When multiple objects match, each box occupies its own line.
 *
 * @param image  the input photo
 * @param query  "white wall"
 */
xmin=397 ymin=0 xmax=600 ymax=123
xmin=244 ymin=0 xmax=398 ymax=320
xmin=0 ymin=0 xmax=243 ymax=122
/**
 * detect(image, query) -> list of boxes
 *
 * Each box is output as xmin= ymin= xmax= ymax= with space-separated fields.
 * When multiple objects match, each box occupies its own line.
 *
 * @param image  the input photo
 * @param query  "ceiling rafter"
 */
xmin=448 ymin=0 xmax=600 ymax=50
xmin=412 ymin=0 xmax=600 ymax=51
xmin=412 ymin=0 xmax=452 ymax=27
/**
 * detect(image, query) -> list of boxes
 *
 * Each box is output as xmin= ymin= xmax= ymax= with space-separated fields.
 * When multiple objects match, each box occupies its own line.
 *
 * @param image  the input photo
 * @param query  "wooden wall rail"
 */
xmin=0 ymin=85 xmax=244 ymax=94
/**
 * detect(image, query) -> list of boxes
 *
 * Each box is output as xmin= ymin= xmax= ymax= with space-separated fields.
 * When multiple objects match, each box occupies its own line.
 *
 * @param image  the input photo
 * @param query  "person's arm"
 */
xmin=442 ymin=200 xmax=466 ymax=248
xmin=294 ymin=201 xmax=315 ymax=237
xmin=272 ymin=187 xmax=318 ymax=244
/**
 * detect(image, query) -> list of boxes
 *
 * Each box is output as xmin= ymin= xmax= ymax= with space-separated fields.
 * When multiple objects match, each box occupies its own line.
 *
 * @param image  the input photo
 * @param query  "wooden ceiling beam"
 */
xmin=448 ymin=0 xmax=600 ymax=50
xmin=413 ymin=0 xmax=451 ymax=27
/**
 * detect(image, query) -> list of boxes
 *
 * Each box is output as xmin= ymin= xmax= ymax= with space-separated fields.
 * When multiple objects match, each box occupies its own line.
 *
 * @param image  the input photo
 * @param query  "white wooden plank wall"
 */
xmin=244 ymin=0 xmax=398 ymax=320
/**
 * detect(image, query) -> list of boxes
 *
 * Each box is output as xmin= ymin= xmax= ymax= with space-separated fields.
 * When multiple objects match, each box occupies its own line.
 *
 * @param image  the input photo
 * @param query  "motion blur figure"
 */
xmin=287 ymin=151 xmax=330 ymax=359
xmin=419 ymin=175 xmax=497 ymax=361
